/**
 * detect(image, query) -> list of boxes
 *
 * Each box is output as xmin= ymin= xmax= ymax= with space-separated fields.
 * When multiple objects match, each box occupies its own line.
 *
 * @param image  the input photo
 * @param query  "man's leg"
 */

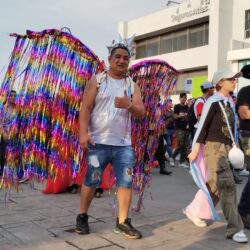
xmin=172 ymin=130 xmax=182 ymax=159
xmin=112 ymin=145 xmax=142 ymax=239
xmin=155 ymin=136 xmax=172 ymax=175
xmin=80 ymin=185 xmax=96 ymax=214
xmin=76 ymin=144 xmax=110 ymax=234
xmin=117 ymin=187 xmax=132 ymax=224
xmin=180 ymin=130 xmax=189 ymax=163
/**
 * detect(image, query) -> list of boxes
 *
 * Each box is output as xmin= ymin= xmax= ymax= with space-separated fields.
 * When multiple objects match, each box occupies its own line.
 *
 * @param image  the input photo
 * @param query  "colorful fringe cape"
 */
xmin=0 ymin=29 xmax=104 ymax=189
xmin=129 ymin=59 xmax=178 ymax=211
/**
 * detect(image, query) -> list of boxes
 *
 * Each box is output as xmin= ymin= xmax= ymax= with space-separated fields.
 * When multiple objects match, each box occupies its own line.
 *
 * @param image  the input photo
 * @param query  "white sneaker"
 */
xmin=169 ymin=158 xmax=175 ymax=167
xmin=179 ymin=162 xmax=190 ymax=169
xmin=232 ymin=230 xmax=248 ymax=243
xmin=183 ymin=210 xmax=207 ymax=228
xmin=239 ymin=170 xmax=249 ymax=176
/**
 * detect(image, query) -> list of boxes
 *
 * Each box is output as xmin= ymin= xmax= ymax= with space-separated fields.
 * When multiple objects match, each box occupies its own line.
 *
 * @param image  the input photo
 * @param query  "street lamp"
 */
xmin=166 ymin=0 xmax=180 ymax=6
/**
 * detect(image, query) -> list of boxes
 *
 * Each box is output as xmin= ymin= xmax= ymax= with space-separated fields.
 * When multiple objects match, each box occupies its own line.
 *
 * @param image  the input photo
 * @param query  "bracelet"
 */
xmin=126 ymin=102 xmax=133 ymax=110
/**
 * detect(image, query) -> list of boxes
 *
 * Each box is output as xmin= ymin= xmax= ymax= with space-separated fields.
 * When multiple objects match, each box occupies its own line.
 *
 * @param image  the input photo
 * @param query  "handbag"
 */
xmin=218 ymin=101 xmax=244 ymax=169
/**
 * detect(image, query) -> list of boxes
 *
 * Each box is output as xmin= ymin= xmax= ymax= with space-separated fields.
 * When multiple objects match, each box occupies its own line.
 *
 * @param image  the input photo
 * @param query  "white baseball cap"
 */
xmin=212 ymin=70 xmax=242 ymax=85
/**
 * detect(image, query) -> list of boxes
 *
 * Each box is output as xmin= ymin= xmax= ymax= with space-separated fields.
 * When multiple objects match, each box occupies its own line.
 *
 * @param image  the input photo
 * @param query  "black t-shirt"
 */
xmin=174 ymin=104 xmax=188 ymax=131
xmin=236 ymin=86 xmax=250 ymax=131
xmin=196 ymin=101 xmax=234 ymax=146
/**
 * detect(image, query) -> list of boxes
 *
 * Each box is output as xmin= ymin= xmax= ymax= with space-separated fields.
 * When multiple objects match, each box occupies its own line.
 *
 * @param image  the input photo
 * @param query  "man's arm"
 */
xmin=127 ymin=83 xmax=145 ymax=118
xmin=238 ymin=105 xmax=250 ymax=120
xmin=79 ymin=76 xmax=97 ymax=151
xmin=114 ymin=83 xmax=145 ymax=118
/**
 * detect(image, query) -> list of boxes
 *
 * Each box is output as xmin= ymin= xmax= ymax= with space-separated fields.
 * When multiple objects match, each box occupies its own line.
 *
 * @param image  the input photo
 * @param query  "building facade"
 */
xmin=119 ymin=0 xmax=250 ymax=96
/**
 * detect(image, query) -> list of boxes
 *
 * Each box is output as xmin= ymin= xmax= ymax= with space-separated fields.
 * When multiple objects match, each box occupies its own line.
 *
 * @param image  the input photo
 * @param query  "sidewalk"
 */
xmin=0 ymin=166 xmax=249 ymax=250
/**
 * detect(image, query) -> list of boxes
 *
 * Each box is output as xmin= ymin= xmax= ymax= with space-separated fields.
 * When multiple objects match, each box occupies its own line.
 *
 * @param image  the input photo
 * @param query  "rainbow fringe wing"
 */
xmin=130 ymin=59 xmax=178 ymax=211
xmin=0 ymin=29 xmax=103 ymax=189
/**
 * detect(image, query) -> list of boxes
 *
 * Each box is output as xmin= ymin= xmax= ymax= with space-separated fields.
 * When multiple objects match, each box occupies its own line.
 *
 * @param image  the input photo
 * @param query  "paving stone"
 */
xmin=0 ymin=166 xmax=249 ymax=249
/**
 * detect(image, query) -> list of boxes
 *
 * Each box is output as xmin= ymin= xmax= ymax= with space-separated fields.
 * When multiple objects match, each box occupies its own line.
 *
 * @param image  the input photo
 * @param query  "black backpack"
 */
xmin=188 ymin=97 xmax=204 ymax=129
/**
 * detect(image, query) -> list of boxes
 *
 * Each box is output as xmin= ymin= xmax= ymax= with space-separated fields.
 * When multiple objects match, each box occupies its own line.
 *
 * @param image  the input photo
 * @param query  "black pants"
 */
xmin=0 ymin=138 xmax=7 ymax=175
xmin=155 ymin=136 xmax=166 ymax=170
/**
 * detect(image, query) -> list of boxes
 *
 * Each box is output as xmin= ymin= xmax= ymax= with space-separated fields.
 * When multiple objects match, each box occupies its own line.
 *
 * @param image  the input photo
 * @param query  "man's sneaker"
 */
xmin=183 ymin=210 xmax=207 ymax=228
xmin=113 ymin=218 xmax=142 ymax=239
xmin=75 ymin=213 xmax=90 ymax=234
xmin=239 ymin=170 xmax=249 ymax=176
xmin=19 ymin=177 xmax=29 ymax=183
xmin=159 ymin=169 xmax=172 ymax=175
xmin=169 ymin=157 xmax=175 ymax=167
xmin=232 ymin=230 xmax=248 ymax=243
xmin=179 ymin=161 xmax=190 ymax=169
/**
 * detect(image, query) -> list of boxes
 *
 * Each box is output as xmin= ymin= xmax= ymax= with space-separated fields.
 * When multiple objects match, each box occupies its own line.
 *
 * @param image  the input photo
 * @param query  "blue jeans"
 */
xmin=84 ymin=144 xmax=134 ymax=188
xmin=163 ymin=129 xmax=174 ymax=158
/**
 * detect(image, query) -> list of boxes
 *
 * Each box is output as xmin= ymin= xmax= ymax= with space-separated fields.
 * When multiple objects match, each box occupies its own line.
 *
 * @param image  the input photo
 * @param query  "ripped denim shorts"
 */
xmin=84 ymin=144 xmax=134 ymax=188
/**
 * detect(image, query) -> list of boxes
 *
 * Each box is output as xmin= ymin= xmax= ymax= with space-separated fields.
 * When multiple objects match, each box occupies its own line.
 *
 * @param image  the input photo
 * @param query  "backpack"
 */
xmin=95 ymin=71 xmax=135 ymax=96
xmin=188 ymin=97 xmax=205 ymax=129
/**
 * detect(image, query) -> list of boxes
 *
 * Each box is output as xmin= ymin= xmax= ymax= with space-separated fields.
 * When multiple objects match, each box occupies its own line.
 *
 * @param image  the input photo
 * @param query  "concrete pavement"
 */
xmin=0 ymin=165 xmax=249 ymax=250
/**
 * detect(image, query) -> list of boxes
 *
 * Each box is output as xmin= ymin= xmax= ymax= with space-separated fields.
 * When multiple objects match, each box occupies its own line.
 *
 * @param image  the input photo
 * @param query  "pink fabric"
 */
xmin=185 ymin=146 xmax=214 ymax=220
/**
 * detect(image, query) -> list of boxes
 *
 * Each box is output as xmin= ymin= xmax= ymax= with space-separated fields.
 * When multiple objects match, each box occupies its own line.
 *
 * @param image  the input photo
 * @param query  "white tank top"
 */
xmin=89 ymin=75 xmax=132 ymax=146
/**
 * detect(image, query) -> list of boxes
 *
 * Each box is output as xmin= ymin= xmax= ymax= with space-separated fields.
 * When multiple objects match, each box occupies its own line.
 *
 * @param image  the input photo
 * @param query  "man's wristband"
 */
xmin=126 ymin=102 xmax=133 ymax=110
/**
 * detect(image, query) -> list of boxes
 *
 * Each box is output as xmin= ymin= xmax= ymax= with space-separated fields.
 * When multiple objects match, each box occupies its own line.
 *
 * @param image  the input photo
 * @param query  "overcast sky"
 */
xmin=0 ymin=0 xmax=184 ymax=71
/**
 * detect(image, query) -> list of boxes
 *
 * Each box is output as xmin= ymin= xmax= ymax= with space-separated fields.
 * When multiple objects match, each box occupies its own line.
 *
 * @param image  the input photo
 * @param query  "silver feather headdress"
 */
xmin=107 ymin=34 xmax=136 ymax=57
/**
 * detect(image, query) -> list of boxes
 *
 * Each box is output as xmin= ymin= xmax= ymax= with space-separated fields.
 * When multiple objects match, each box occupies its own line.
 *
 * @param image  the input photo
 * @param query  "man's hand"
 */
xmin=114 ymin=91 xmax=131 ymax=109
xmin=79 ymin=133 xmax=95 ymax=152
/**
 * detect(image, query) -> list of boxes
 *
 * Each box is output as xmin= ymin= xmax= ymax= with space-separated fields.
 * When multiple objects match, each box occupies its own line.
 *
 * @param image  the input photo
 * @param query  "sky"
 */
xmin=0 ymin=0 xmax=183 ymax=72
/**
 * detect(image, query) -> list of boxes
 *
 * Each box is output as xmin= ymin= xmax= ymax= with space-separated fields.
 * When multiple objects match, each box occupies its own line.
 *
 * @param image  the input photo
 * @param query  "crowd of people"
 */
xmin=0 ymin=42 xmax=249 ymax=244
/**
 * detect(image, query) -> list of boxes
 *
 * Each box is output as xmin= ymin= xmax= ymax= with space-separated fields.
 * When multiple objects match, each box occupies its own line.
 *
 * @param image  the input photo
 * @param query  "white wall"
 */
xmin=207 ymin=0 xmax=234 ymax=79
xmin=232 ymin=0 xmax=250 ymax=43
xmin=119 ymin=0 xmax=210 ymax=39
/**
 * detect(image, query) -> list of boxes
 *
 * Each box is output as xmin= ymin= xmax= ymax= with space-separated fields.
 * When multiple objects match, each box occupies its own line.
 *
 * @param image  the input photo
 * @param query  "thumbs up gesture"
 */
xmin=114 ymin=90 xmax=131 ymax=109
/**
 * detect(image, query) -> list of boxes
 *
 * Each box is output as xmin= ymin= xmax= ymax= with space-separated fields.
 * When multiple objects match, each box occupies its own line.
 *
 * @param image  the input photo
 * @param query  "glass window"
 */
xmin=204 ymin=23 xmax=209 ymax=44
xmin=135 ymin=22 xmax=209 ymax=59
xmin=245 ymin=10 xmax=250 ymax=38
xmin=160 ymin=34 xmax=173 ymax=53
xmin=173 ymin=30 xmax=187 ymax=51
xmin=189 ymin=26 xmax=204 ymax=48
xmin=147 ymin=38 xmax=159 ymax=57
xmin=136 ymin=42 xmax=147 ymax=59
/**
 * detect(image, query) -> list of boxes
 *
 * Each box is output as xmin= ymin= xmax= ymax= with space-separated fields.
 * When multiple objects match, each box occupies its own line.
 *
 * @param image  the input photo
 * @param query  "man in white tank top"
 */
xmin=76 ymin=43 xmax=145 ymax=239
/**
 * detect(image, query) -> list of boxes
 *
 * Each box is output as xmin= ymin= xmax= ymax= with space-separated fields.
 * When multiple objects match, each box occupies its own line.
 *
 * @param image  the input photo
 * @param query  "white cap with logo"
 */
xmin=212 ymin=70 xmax=242 ymax=85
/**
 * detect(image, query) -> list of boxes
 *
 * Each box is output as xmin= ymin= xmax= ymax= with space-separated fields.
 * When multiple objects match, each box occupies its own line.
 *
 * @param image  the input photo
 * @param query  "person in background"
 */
xmin=188 ymin=81 xmax=214 ymax=142
xmin=228 ymin=91 xmax=248 ymax=180
xmin=173 ymin=92 xmax=189 ymax=168
xmin=237 ymin=64 xmax=250 ymax=229
xmin=163 ymin=99 xmax=175 ymax=167
xmin=0 ymin=90 xmax=18 ymax=177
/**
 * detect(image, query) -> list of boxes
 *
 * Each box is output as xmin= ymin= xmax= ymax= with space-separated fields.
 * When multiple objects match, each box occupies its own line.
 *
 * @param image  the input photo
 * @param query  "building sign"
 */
xmin=184 ymin=78 xmax=192 ymax=92
xmin=171 ymin=0 xmax=210 ymax=23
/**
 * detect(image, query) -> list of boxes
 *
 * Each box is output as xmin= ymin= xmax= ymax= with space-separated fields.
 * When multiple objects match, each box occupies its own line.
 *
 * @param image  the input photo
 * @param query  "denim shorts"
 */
xmin=84 ymin=144 xmax=134 ymax=188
